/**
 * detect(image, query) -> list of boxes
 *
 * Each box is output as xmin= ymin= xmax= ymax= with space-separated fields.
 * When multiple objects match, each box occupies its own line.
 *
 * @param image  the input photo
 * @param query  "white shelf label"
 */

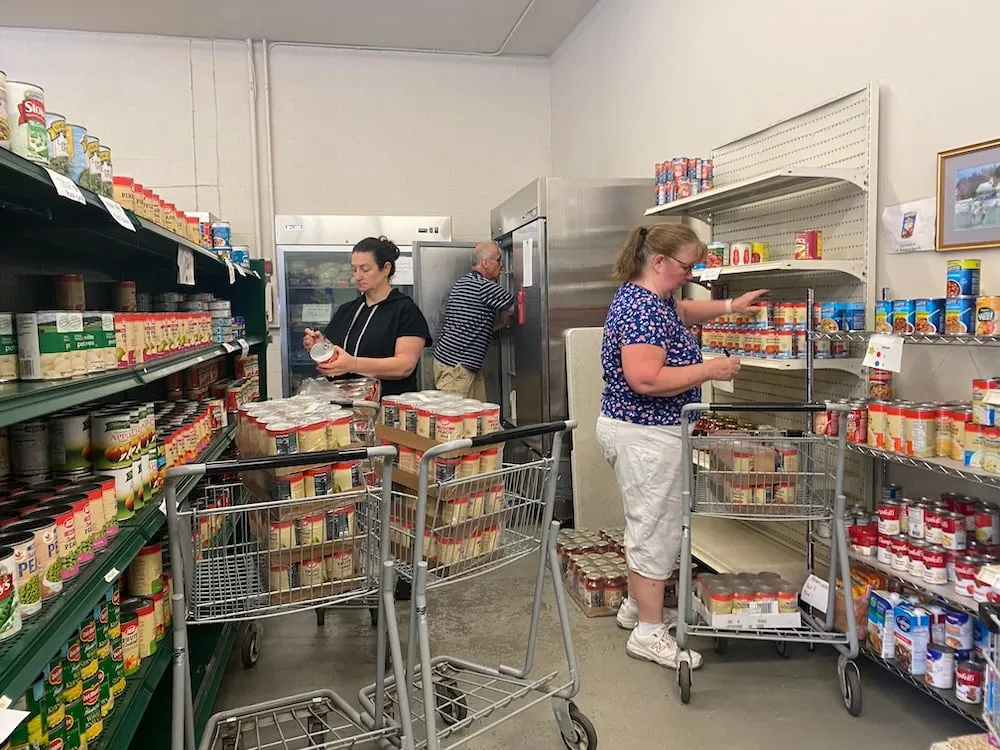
xmin=99 ymin=196 xmax=136 ymax=231
xmin=237 ymin=338 xmax=250 ymax=360
xmin=177 ymin=246 xmax=196 ymax=286
xmin=103 ymin=567 xmax=120 ymax=583
xmin=225 ymin=258 xmax=236 ymax=285
xmin=800 ymin=573 xmax=830 ymax=612
xmin=698 ymin=266 xmax=722 ymax=282
xmin=235 ymin=264 xmax=247 ymax=277
xmin=159 ymin=499 xmax=167 ymax=516
xmin=301 ymin=303 xmax=332 ymax=323
xmin=45 ymin=168 xmax=86 ymax=204
xmin=862 ymin=333 xmax=903 ymax=373
xmin=222 ymin=341 xmax=239 ymax=354
xmin=0 ymin=708 xmax=29 ymax=744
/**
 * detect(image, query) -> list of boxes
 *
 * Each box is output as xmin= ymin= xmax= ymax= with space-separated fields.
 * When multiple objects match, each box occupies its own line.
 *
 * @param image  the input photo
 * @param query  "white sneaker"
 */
xmin=626 ymin=625 xmax=703 ymax=670
xmin=616 ymin=599 xmax=678 ymax=630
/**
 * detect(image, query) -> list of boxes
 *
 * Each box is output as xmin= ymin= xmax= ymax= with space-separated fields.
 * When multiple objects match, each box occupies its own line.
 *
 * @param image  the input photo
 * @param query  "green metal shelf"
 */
xmin=0 ymin=424 xmax=236 ymax=707
xmin=93 ymin=636 xmax=173 ymax=750
xmin=0 ymin=336 xmax=264 ymax=428
xmin=0 ymin=147 xmax=259 ymax=285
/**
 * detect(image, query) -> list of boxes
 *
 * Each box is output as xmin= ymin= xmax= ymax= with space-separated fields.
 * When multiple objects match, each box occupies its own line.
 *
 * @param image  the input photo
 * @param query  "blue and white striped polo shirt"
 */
xmin=433 ymin=271 xmax=515 ymax=372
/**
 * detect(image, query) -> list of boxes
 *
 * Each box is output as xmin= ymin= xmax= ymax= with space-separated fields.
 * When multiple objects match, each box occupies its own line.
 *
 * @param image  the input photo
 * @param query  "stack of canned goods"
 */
xmin=556 ymin=528 xmax=627 ymax=613
xmin=697 ymin=572 xmax=800 ymax=616
xmin=845 ymin=486 xmax=1000 ymax=599
xmin=652 ymin=157 xmax=713 ymax=206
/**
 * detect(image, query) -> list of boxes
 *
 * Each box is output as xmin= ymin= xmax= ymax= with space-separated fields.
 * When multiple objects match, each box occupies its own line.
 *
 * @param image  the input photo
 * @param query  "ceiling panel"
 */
xmin=0 ymin=0 xmax=600 ymax=56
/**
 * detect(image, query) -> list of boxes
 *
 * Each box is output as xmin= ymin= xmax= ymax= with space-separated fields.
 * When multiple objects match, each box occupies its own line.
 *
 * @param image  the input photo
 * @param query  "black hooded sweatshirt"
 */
xmin=323 ymin=289 xmax=432 ymax=396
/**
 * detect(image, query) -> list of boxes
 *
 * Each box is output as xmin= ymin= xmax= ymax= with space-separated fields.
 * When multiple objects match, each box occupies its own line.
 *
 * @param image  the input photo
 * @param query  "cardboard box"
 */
xmin=694 ymin=593 xmax=802 ymax=630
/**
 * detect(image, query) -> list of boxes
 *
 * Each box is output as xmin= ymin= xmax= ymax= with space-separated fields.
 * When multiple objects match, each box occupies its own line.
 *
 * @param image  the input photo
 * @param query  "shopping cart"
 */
xmin=163 ymin=444 xmax=406 ymax=750
xmin=675 ymin=402 xmax=860 ymax=712
xmin=358 ymin=420 xmax=599 ymax=750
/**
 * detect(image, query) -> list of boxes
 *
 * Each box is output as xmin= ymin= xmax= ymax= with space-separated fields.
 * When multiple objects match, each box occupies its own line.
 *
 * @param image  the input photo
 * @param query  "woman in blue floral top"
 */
xmin=597 ymin=223 xmax=767 ymax=672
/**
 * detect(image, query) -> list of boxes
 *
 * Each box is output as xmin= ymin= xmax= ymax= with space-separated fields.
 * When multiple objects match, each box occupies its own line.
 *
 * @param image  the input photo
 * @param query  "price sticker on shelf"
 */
xmin=698 ymin=266 xmax=722 ymax=282
xmin=177 ymin=245 xmax=196 ymax=286
xmin=222 ymin=342 xmax=239 ymax=354
xmin=862 ymin=333 xmax=903 ymax=373
xmin=44 ymin=168 xmax=86 ymax=204
xmin=235 ymin=264 xmax=247 ymax=277
xmin=237 ymin=338 xmax=250 ymax=360
xmin=98 ymin=196 xmax=136 ymax=231
xmin=103 ymin=567 xmax=121 ymax=583
xmin=158 ymin=499 xmax=167 ymax=516
xmin=224 ymin=257 xmax=236 ymax=285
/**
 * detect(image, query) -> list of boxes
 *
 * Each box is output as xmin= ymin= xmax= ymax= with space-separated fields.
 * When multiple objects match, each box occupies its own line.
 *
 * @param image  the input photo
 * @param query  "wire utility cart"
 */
xmin=676 ymin=402 xmax=861 ymax=713
xmin=358 ymin=420 xmax=597 ymax=750
xmin=979 ymin=603 xmax=1000 ymax=739
xmin=164 ymin=445 xmax=406 ymax=750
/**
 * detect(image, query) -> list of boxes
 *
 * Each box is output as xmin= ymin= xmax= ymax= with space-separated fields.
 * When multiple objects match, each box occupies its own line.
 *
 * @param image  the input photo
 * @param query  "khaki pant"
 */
xmin=433 ymin=360 xmax=486 ymax=401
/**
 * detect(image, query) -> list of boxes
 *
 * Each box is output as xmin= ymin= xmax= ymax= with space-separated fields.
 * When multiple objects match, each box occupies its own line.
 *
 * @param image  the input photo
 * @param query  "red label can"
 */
xmin=923 ymin=545 xmax=948 ymax=585
xmin=954 ymin=554 xmax=981 ymax=598
xmin=975 ymin=504 xmax=1000 ymax=544
xmin=889 ymin=535 xmax=910 ymax=572
xmin=877 ymin=533 xmax=893 ymax=564
xmin=846 ymin=402 xmax=868 ymax=444
xmin=940 ymin=512 xmax=969 ymax=551
xmin=925 ymin=505 xmax=945 ymax=545
xmin=878 ymin=499 xmax=903 ymax=536
xmin=793 ymin=230 xmax=823 ymax=260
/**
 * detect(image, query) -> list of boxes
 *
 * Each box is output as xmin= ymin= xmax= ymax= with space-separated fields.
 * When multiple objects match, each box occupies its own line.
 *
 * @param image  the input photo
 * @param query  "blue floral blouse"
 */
xmin=600 ymin=282 xmax=703 ymax=426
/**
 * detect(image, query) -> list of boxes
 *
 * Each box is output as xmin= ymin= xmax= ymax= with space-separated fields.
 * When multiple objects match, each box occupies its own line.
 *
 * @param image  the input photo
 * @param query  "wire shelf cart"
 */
xmin=164 ymin=444 xmax=412 ymax=750
xmin=358 ymin=420 xmax=598 ymax=750
xmin=676 ymin=402 xmax=861 ymax=713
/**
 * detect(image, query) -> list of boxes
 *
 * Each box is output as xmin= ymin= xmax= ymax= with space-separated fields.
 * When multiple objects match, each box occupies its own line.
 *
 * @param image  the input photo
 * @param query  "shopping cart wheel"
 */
xmin=677 ymin=660 xmax=691 ymax=704
xmin=240 ymin=622 xmax=260 ymax=669
xmin=713 ymin=637 xmax=728 ymax=655
xmin=433 ymin=677 xmax=468 ymax=726
xmin=838 ymin=658 xmax=862 ymax=717
xmin=560 ymin=703 xmax=597 ymax=750
xmin=775 ymin=641 xmax=790 ymax=658
xmin=369 ymin=607 xmax=379 ymax=627
xmin=316 ymin=608 xmax=326 ymax=627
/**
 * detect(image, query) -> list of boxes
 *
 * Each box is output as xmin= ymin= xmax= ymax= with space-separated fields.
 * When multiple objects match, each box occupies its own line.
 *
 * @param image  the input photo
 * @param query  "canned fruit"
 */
xmin=945 ymin=296 xmax=976 ymax=334
xmin=947 ymin=259 xmax=981 ymax=298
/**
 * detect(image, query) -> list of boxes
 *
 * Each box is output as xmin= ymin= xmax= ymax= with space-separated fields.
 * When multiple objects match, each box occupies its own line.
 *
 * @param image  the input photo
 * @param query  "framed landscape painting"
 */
xmin=937 ymin=138 xmax=1000 ymax=252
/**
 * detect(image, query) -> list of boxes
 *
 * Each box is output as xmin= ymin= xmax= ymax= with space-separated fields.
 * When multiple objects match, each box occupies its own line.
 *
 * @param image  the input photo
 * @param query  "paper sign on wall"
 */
xmin=862 ymin=334 xmax=903 ymax=373
xmin=394 ymin=256 xmax=414 ymax=286
xmin=522 ymin=238 xmax=534 ymax=288
xmin=881 ymin=197 xmax=936 ymax=254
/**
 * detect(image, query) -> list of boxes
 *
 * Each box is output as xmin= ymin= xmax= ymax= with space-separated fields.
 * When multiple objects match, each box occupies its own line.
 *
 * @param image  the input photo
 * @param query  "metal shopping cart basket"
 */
xmin=163 ymin=445 xmax=413 ymax=750
xmin=358 ymin=420 xmax=598 ymax=750
xmin=674 ymin=402 xmax=861 ymax=712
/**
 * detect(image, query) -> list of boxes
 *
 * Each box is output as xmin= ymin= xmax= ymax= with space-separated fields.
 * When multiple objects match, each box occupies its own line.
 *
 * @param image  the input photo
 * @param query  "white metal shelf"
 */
xmin=702 ymin=352 xmax=863 ymax=373
xmin=644 ymin=167 xmax=867 ymax=218
xmin=690 ymin=516 xmax=806 ymax=585
xmin=844 ymin=442 xmax=1000 ymax=490
xmin=814 ymin=331 xmax=1000 ymax=346
xmin=695 ymin=258 xmax=867 ymax=283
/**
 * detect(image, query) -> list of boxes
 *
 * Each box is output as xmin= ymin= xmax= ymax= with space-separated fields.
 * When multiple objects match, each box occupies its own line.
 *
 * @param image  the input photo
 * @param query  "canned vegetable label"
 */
xmin=45 ymin=662 xmax=65 ymax=731
xmin=81 ymin=673 xmax=102 ymax=741
xmin=62 ymin=639 xmax=82 ymax=702
xmin=0 ymin=552 xmax=22 ymax=641
xmin=62 ymin=699 xmax=84 ymax=750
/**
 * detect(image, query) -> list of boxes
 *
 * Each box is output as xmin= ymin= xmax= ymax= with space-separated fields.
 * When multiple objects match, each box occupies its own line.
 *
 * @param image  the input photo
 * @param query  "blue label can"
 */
xmin=845 ymin=301 xmax=866 ymax=331
xmin=891 ymin=299 xmax=915 ymax=335
xmin=914 ymin=298 xmax=945 ymax=334
xmin=945 ymin=296 xmax=976 ymax=335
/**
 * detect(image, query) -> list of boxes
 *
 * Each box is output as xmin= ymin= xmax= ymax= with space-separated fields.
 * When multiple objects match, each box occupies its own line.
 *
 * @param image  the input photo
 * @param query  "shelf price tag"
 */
xmin=237 ymin=338 xmax=250 ymax=360
xmin=177 ymin=245 xmax=196 ymax=286
xmin=224 ymin=257 xmax=236 ymax=285
xmin=44 ymin=168 xmax=86 ymax=204
xmin=235 ymin=264 xmax=247 ymax=277
xmin=222 ymin=341 xmax=239 ymax=354
xmin=98 ymin=196 xmax=136 ymax=231
xmin=698 ymin=266 xmax=722 ymax=282
xmin=862 ymin=333 xmax=903 ymax=373
xmin=103 ymin=567 xmax=121 ymax=583
xmin=158 ymin=500 xmax=167 ymax=516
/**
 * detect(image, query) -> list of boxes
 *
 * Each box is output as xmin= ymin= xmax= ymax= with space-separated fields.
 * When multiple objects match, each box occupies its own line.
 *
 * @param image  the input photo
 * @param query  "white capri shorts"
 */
xmin=596 ymin=415 xmax=686 ymax=581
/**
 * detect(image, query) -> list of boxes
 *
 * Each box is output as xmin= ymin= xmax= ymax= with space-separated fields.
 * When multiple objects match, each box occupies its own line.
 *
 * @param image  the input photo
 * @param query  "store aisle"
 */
xmin=214 ymin=557 xmax=971 ymax=749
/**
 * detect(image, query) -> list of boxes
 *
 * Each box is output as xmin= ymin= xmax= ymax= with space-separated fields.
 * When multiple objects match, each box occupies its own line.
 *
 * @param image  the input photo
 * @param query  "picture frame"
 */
xmin=936 ymin=137 xmax=1000 ymax=252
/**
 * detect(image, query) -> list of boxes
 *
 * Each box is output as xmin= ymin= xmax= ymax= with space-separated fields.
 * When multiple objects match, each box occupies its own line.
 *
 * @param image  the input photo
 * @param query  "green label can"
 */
xmin=62 ymin=699 xmax=84 ymax=750
xmin=78 ymin=619 xmax=98 ymax=681
xmin=98 ymin=666 xmax=114 ymax=719
xmin=44 ymin=723 xmax=64 ymax=750
xmin=61 ymin=640 xmax=81 ymax=703
xmin=24 ymin=679 xmax=48 ymax=748
xmin=108 ymin=635 xmax=126 ymax=697
xmin=44 ymin=660 xmax=65 ymax=732
xmin=81 ymin=672 xmax=102 ymax=742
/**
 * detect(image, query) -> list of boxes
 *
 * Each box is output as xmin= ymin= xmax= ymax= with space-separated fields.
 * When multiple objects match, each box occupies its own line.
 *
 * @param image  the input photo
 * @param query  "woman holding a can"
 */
xmin=302 ymin=236 xmax=431 ymax=397
xmin=596 ymin=222 xmax=767 ymax=672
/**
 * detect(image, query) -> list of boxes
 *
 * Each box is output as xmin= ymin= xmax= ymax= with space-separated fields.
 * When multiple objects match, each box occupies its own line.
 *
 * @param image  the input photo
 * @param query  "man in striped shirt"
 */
xmin=433 ymin=242 xmax=516 ymax=400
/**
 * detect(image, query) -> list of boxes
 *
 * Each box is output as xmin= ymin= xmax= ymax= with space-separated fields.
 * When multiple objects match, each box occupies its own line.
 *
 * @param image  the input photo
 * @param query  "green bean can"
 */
xmin=62 ymin=699 xmax=84 ymax=750
xmin=109 ymin=634 xmax=127 ymax=697
xmin=44 ymin=660 xmax=65 ymax=733
xmin=61 ymin=637 xmax=81 ymax=703
xmin=98 ymin=664 xmax=114 ymax=719
xmin=81 ymin=671 xmax=102 ymax=742
xmin=78 ymin=618 xmax=98 ymax=681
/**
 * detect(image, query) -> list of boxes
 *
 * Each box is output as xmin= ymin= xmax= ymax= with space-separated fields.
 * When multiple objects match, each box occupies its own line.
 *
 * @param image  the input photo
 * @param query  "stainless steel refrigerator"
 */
xmin=490 ymin=178 xmax=653 ymax=520
xmin=274 ymin=214 xmax=453 ymax=396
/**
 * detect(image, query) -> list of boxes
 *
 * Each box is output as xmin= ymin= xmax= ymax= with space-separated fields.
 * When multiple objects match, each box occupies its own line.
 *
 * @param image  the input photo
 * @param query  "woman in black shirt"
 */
xmin=302 ymin=236 xmax=431 ymax=396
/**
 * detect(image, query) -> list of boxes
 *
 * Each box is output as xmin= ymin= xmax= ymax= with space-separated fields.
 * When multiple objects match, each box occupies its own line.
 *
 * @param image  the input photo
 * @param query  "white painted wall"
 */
xmin=550 ymin=0 xmax=1000 ymax=492
xmin=0 ymin=28 xmax=552 ymax=395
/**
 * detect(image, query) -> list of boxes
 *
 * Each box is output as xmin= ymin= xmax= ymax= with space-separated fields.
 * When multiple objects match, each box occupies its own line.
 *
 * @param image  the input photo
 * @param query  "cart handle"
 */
xmin=420 ymin=419 xmax=577 ymax=459
xmin=195 ymin=444 xmax=397 ymax=476
xmin=331 ymin=400 xmax=380 ymax=410
xmin=681 ymin=401 xmax=849 ymax=414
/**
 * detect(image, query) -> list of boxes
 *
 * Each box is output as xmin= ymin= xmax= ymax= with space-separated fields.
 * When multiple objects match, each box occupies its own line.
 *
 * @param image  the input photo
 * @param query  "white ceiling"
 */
xmin=2 ymin=0 xmax=599 ymax=56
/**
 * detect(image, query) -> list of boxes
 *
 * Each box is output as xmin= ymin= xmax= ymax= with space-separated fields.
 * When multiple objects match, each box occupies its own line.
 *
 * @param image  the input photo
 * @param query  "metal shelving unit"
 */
xmin=844 ymin=442 xmax=1000 ymax=490
xmin=0 ymin=143 xmax=269 ymax=749
xmin=814 ymin=331 xmax=1000 ymax=346
xmin=0 ymin=423 xmax=236 ymax=708
xmin=702 ymin=352 xmax=864 ymax=373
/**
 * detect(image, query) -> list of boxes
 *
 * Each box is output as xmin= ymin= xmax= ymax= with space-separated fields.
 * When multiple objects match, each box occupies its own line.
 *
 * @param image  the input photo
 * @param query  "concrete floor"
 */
xmin=214 ymin=557 xmax=974 ymax=749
